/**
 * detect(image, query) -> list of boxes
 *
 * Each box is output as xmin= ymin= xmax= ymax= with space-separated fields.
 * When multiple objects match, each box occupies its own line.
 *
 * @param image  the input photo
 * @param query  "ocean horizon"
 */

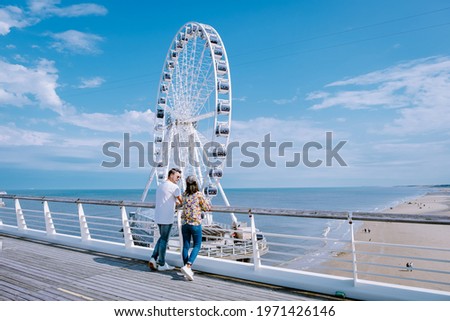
xmin=4 ymin=185 xmax=430 ymax=211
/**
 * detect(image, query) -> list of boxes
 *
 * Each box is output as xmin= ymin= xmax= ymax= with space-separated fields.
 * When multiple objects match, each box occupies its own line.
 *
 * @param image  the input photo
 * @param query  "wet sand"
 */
xmin=317 ymin=189 xmax=450 ymax=292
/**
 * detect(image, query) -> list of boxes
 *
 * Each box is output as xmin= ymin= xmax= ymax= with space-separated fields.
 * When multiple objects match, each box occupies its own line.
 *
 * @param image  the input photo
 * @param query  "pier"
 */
xmin=0 ymin=234 xmax=327 ymax=301
xmin=1 ymin=194 xmax=450 ymax=301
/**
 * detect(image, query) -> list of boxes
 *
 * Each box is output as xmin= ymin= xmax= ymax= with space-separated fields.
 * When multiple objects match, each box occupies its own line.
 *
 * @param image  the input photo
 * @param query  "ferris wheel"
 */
xmin=141 ymin=22 xmax=234 ymax=217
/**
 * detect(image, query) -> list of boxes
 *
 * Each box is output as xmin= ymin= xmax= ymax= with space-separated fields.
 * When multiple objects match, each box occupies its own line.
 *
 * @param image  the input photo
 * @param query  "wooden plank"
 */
xmin=0 ymin=280 xmax=44 ymax=301
xmin=38 ymin=287 xmax=86 ymax=301
xmin=58 ymin=279 xmax=135 ymax=300
xmin=0 ymin=234 xmax=331 ymax=301
xmin=0 ymin=291 xmax=16 ymax=301
xmin=91 ymin=272 xmax=193 ymax=300
xmin=0 ymin=258 xmax=94 ymax=288
xmin=0 ymin=283 xmax=56 ymax=301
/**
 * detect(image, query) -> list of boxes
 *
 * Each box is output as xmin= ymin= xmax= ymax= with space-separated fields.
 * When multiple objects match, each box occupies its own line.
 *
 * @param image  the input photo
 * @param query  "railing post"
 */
xmin=77 ymin=202 xmax=91 ymax=241
xmin=14 ymin=198 xmax=27 ymax=230
xmin=121 ymin=205 xmax=134 ymax=248
xmin=249 ymin=209 xmax=261 ymax=270
xmin=349 ymin=211 xmax=358 ymax=286
xmin=152 ymin=221 xmax=160 ymax=248
xmin=43 ymin=201 xmax=56 ymax=235
xmin=177 ymin=209 xmax=183 ymax=253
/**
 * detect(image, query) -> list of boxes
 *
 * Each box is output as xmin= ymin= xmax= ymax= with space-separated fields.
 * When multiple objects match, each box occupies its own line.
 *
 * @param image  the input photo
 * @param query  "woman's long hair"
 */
xmin=184 ymin=175 xmax=199 ymax=196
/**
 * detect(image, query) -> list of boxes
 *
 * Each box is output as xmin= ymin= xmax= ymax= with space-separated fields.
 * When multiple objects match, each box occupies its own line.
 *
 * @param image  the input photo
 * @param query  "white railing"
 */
xmin=1 ymin=194 xmax=450 ymax=301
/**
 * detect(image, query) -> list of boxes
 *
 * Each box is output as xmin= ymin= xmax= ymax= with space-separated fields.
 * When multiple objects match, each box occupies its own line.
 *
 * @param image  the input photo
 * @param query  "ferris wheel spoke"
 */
xmin=187 ymin=42 xmax=210 ymax=116
xmin=180 ymin=41 xmax=191 ymax=108
xmin=185 ymin=38 xmax=200 ymax=114
xmin=191 ymin=66 xmax=215 ymax=116
xmin=173 ymin=65 xmax=184 ymax=113
xmin=162 ymin=104 xmax=175 ymax=115
xmin=172 ymin=46 xmax=189 ymax=114
xmin=189 ymin=36 xmax=208 ymax=92
xmin=187 ymin=35 xmax=201 ymax=110
xmin=189 ymin=111 xmax=215 ymax=123
xmin=168 ymin=77 xmax=180 ymax=115
xmin=191 ymin=129 xmax=211 ymax=186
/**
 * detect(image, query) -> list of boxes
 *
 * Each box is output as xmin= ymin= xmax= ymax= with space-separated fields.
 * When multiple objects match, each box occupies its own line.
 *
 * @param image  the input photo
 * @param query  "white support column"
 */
xmin=121 ymin=205 xmax=134 ymax=248
xmin=43 ymin=201 xmax=56 ymax=235
xmin=349 ymin=212 xmax=358 ymax=286
xmin=140 ymin=167 xmax=156 ymax=203
xmin=216 ymin=179 xmax=238 ymax=227
xmin=77 ymin=203 xmax=91 ymax=241
xmin=249 ymin=210 xmax=261 ymax=270
xmin=14 ymin=198 xmax=27 ymax=230
xmin=152 ymin=221 xmax=160 ymax=248
xmin=177 ymin=209 xmax=183 ymax=254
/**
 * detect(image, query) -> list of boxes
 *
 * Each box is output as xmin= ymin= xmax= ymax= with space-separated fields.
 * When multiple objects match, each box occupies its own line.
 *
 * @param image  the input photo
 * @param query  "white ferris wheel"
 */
xmin=141 ymin=22 xmax=234 ymax=218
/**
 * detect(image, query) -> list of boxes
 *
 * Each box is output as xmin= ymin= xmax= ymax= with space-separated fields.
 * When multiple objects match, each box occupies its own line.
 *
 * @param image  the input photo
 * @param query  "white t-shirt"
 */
xmin=154 ymin=180 xmax=181 ymax=224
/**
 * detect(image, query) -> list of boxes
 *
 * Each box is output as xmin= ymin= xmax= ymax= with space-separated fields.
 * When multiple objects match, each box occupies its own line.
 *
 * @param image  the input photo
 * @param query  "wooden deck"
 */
xmin=0 ymin=233 xmax=340 ymax=301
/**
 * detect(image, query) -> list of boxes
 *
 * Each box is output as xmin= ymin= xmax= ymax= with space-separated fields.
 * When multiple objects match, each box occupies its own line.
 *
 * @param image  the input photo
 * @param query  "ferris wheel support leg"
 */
xmin=216 ymin=179 xmax=238 ymax=227
xmin=141 ymin=167 xmax=156 ymax=202
xmin=192 ymin=129 xmax=206 ymax=184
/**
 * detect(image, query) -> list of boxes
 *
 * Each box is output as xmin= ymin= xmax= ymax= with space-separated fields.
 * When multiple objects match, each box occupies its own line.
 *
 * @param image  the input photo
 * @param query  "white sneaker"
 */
xmin=157 ymin=263 xmax=174 ymax=271
xmin=148 ymin=258 xmax=157 ymax=271
xmin=181 ymin=265 xmax=194 ymax=281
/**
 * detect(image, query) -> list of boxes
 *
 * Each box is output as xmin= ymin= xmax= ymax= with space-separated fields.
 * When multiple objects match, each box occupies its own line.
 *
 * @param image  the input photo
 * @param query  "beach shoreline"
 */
xmin=314 ymin=188 xmax=450 ymax=292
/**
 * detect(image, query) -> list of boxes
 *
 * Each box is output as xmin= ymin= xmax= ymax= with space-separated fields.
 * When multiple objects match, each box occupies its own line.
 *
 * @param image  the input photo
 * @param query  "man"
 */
xmin=148 ymin=168 xmax=182 ymax=271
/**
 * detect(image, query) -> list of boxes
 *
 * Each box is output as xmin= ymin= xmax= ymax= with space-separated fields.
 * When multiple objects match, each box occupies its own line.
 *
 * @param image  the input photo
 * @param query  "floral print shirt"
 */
xmin=181 ymin=191 xmax=211 ymax=226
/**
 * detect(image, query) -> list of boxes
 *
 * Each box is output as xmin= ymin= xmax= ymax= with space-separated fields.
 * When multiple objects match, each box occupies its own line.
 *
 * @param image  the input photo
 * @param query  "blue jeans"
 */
xmin=182 ymin=224 xmax=202 ymax=266
xmin=151 ymin=224 xmax=172 ymax=266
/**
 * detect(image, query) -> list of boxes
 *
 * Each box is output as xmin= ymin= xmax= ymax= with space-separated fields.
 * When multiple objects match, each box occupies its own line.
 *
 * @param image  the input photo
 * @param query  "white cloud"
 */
xmin=372 ymin=140 xmax=448 ymax=155
xmin=49 ymin=30 xmax=104 ymax=55
xmin=0 ymin=5 xmax=36 ymax=35
xmin=0 ymin=124 xmax=54 ymax=146
xmin=27 ymin=0 xmax=59 ymax=13
xmin=0 ymin=107 xmax=155 ymax=171
xmin=13 ymin=54 xmax=28 ymax=63
xmin=28 ymin=0 xmax=107 ymax=17
xmin=307 ymin=56 xmax=450 ymax=135
xmin=352 ymin=139 xmax=450 ymax=184
xmin=232 ymin=117 xmax=334 ymax=144
xmin=0 ymin=58 xmax=72 ymax=114
xmin=306 ymin=91 xmax=329 ymax=100
xmin=273 ymin=88 xmax=303 ymax=105
xmin=308 ymin=88 xmax=408 ymax=110
xmin=273 ymin=95 xmax=298 ymax=105
xmin=0 ymin=1 xmax=107 ymax=36
xmin=0 ymin=123 xmax=106 ymax=171
xmin=62 ymin=109 xmax=155 ymax=133
xmin=233 ymin=96 xmax=247 ymax=102
xmin=0 ymin=56 xmax=153 ymax=149
xmin=78 ymin=76 xmax=105 ymax=88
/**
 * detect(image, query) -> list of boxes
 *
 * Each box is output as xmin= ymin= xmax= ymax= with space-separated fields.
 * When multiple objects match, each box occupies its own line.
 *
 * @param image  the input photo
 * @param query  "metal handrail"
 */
xmin=3 ymin=194 xmax=450 ymax=225
xmin=1 ymin=193 xmax=450 ymax=300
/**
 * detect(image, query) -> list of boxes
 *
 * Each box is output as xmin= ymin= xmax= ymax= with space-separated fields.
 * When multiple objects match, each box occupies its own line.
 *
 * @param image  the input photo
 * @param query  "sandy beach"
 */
xmin=317 ymin=188 xmax=450 ymax=292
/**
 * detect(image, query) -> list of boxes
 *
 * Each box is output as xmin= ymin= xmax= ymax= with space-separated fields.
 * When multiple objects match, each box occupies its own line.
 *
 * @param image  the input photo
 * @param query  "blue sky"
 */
xmin=1 ymin=0 xmax=450 ymax=189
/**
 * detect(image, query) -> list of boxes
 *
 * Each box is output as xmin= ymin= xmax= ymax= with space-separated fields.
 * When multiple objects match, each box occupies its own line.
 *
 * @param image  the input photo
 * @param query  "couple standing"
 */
xmin=148 ymin=168 xmax=211 ymax=281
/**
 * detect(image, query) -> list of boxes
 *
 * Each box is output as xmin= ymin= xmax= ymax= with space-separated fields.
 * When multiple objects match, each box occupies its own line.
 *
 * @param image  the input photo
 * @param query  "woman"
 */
xmin=180 ymin=175 xmax=211 ymax=281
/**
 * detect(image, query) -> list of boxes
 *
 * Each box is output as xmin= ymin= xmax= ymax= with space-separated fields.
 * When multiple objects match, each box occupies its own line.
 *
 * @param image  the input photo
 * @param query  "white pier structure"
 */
xmin=1 ymin=194 xmax=450 ymax=301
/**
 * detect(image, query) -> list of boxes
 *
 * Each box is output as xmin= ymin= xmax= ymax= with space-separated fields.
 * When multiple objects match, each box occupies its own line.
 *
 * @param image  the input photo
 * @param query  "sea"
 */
xmin=4 ymin=185 xmax=430 ymax=211
xmin=1 ymin=185 xmax=433 ymax=268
